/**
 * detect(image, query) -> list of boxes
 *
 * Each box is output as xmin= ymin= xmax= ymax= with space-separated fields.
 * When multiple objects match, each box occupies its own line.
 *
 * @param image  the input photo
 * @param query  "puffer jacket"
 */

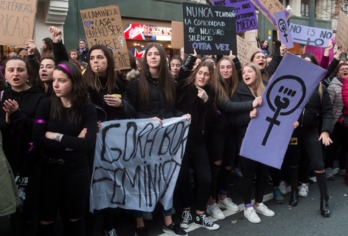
xmin=327 ymin=77 xmax=344 ymax=124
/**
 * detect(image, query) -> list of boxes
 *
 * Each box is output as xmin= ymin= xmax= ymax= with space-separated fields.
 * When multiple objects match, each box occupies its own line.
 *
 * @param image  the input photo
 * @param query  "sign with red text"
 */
xmin=124 ymin=24 xmax=145 ymax=40
xmin=80 ymin=5 xmax=130 ymax=70
xmin=0 ymin=0 xmax=38 ymax=47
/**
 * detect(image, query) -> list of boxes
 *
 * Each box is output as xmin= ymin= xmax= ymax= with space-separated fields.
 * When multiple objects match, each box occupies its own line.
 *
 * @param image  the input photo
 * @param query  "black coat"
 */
xmin=0 ymin=86 xmax=44 ymax=173
xmin=298 ymin=84 xmax=333 ymax=133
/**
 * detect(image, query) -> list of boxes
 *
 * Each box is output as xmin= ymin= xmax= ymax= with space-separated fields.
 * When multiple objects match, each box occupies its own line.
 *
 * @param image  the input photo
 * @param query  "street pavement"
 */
xmin=1 ymin=172 xmax=348 ymax=236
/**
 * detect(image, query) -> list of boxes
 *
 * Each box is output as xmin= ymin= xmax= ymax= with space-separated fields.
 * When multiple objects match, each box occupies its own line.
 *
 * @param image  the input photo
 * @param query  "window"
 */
xmin=301 ymin=0 xmax=309 ymax=17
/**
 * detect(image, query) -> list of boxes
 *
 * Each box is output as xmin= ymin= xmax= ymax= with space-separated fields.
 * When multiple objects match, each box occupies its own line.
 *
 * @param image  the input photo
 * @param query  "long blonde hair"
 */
xmin=243 ymin=63 xmax=265 ymax=97
xmin=217 ymin=57 xmax=239 ymax=97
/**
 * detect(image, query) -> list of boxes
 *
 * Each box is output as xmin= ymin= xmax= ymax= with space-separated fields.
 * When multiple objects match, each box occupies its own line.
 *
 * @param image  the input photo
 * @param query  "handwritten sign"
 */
xmin=183 ymin=2 xmax=236 ymax=55
xmin=336 ymin=10 xmax=348 ymax=50
xmin=274 ymin=11 xmax=293 ymax=49
xmin=90 ymin=117 xmax=190 ymax=212
xmin=240 ymin=53 xmax=326 ymax=169
xmin=0 ymin=0 xmax=38 ymax=47
xmin=212 ymin=0 xmax=257 ymax=33
xmin=250 ymin=0 xmax=289 ymax=27
xmin=237 ymin=35 xmax=260 ymax=67
xmin=80 ymin=5 xmax=130 ymax=70
xmin=289 ymin=23 xmax=332 ymax=48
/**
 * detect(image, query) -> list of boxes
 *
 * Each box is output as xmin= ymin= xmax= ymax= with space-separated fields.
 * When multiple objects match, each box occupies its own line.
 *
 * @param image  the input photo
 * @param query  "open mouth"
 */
xmin=13 ymin=78 xmax=20 ymax=82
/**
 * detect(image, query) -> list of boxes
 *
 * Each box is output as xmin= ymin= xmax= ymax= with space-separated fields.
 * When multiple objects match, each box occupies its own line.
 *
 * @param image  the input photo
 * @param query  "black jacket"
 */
xmin=124 ymin=74 xmax=182 ymax=119
xmin=0 ymin=86 xmax=44 ymax=173
xmin=298 ymin=84 xmax=333 ymax=133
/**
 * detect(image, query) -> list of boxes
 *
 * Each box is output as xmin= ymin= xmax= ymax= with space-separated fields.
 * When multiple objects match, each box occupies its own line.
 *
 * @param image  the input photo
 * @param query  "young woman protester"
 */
xmin=291 ymin=54 xmax=333 ymax=216
xmin=33 ymin=61 xmax=97 ymax=236
xmin=0 ymin=57 xmax=44 ymax=235
xmin=175 ymin=53 xmax=261 ymax=229
xmin=204 ymin=55 xmax=241 ymax=220
xmin=169 ymin=55 xmax=182 ymax=81
xmin=83 ymin=44 xmax=129 ymax=236
xmin=251 ymin=43 xmax=289 ymax=204
xmin=230 ymin=63 xmax=275 ymax=224
xmin=123 ymin=43 xmax=190 ymax=236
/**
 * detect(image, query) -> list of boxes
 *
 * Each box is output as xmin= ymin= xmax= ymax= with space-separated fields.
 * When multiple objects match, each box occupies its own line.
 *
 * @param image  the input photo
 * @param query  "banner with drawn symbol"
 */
xmin=288 ymin=23 xmax=333 ymax=48
xmin=80 ymin=5 xmax=130 ymax=70
xmin=240 ymin=53 xmax=326 ymax=169
xmin=89 ymin=117 xmax=190 ymax=212
xmin=274 ymin=10 xmax=293 ymax=49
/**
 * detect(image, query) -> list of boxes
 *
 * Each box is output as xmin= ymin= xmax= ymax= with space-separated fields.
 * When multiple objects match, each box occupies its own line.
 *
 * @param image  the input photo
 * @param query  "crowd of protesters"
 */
xmin=0 ymin=24 xmax=347 ymax=236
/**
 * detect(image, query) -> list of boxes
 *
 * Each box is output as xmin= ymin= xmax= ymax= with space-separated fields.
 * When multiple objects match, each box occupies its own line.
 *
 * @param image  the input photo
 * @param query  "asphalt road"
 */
xmin=1 ymin=173 xmax=348 ymax=236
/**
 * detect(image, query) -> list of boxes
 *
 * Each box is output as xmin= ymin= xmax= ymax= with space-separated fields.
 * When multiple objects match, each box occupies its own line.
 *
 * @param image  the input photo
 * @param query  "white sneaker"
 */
xmin=244 ymin=207 xmax=261 ymax=223
xmin=218 ymin=198 xmax=239 ymax=212
xmin=254 ymin=203 xmax=275 ymax=217
xmin=298 ymin=183 xmax=309 ymax=197
xmin=279 ymin=181 xmax=287 ymax=195
xmin=206 ymin=203 xmax=225 ymax=220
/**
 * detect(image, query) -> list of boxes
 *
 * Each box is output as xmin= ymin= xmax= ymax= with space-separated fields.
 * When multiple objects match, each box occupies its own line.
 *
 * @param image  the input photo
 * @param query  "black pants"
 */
xmin=175 ymin=138 xmax=212 ymax=212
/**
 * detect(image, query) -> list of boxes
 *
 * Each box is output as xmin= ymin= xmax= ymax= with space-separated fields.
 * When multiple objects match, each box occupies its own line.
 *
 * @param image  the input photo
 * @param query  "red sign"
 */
xmin=124 ymin=24 xmax=145 ymax=40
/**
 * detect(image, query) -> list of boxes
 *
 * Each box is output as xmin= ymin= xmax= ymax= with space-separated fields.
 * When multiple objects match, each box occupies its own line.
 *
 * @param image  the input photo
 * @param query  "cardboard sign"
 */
xmin=289 ymin=23 xmax=333 ymax=48
xmin=236 ymin=35 xmax=260 ymax=67
xmin=183 ymin=2 xmax=236 ymax=55
xmin=171 ymin=21 xmax=184 ymax=49
xmin=0 ymin=0 xmax=38 ymax=47
xmin=336 ymin=10 xmax=348 ymax=50
xmin=240 ymin=53 xmax=327 ymax=169
xmin=80 ymin=5 xmax=130 ymax=70
xmin=90 ymin=117 xmax=190 ymax=212
xmin=212 ymin=0 xmax=258 ymax=33
xmin=274 ymin=11 xmax=294 ymax=49
xmin=250 ymin=0 xmax=289 ymax=27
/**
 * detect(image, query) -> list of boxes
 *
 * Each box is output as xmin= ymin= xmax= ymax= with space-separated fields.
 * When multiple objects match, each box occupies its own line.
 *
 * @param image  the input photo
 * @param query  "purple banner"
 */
xmin=250 ymin=0 xmax=290 ymax=27
xmin=212 ymin=0 xmax=258 ymax=33
xmin=289 ymin=23 xmax=333 ymax=48
xmin=274 ymin=11 xmax=294 ymax=49
xmin=240 ymin=53 xmax=327 ymax=169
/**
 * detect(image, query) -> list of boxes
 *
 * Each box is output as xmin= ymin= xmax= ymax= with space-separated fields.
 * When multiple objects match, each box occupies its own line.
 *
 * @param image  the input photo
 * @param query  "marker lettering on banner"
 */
xmin=80 ymin=5 xmax=130 ymax=70
xmin=212 ymin=0 xmax=258 ymax=33
xmin=90 ymin=118 xmax=190 ymax=212
xmin=289 ymin=23 xmax=332 ymax=48
xmin=183 ymin=2 xmax=236 ymax=55
xmin=0 ymin=0 xmax=37 ymax=47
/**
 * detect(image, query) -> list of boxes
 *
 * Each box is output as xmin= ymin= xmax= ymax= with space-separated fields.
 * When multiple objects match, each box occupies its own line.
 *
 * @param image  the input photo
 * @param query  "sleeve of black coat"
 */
xmin=320 ymin=85 xmax=334 ymax=133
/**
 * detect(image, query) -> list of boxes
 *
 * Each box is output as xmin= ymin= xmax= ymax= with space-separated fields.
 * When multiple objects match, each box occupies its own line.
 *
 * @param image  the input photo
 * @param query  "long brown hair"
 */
xmin=83 ymin=45 xmax=119 ymax=93
xmin=243 ymin=63 xmax=265 ymax=97
xmin=186 ymin=60 xmax=228 ymax=104
xmin=138 ymin=43 xmax=175 ymax=106
xmin=51 ymin=61 xmax=88 ymax=123
xmin=217 ymin=57 xmax=239 ymax=97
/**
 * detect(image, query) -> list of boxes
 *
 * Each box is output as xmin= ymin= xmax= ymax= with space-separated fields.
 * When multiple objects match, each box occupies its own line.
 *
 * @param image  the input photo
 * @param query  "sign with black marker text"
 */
xmin=183 ymin=2 xmax=236 ymax=55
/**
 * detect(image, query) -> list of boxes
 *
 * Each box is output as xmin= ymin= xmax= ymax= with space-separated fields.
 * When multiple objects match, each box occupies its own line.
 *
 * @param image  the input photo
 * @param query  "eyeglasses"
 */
xmin=339 ymin=67 xmax=348 ymax=71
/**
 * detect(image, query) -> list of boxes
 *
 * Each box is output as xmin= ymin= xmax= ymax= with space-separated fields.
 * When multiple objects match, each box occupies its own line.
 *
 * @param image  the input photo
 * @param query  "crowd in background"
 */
xmin=0 ymin=25 xmax=348 ymax=236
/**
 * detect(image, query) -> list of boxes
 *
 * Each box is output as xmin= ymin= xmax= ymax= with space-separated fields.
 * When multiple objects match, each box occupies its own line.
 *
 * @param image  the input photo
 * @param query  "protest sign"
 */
xmin=236 ymin=35 xmax=260 ymax=66
xmin=171 ymin=21 xmax=184 ymax=49
xmin=250 ymin=0 xmax=289 ymax=27
xmin=0 ymin=0 xmax=38 ymax=47
xmin=336 ymin=10 xmax=348 ymax=50
xmin=183 ymin=2 xmax=236 ymax=55
xmin=240 ymin=53 xmax=327 ymax=169
xmin=274 ymin=11 xmax=294 ymax=49
xmin=212 ymin=0 xmax=257 ymax=33
xmin=288 ymin=23 xmax=332 ymax=48
xmin=90 ymin=117 xmax=190 ymax=212
xmin=80 ymin=5 xmax=130 ymax=70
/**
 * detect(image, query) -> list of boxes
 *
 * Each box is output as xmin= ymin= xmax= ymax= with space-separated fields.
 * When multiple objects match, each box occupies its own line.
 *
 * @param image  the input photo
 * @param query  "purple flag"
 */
xmin=274 ymin=11 xmax=294 ymax=49
xmin=240 ymin=54 xmax=327 ymax=169
xmin=212 ymin=0 xmax=258 ymax=33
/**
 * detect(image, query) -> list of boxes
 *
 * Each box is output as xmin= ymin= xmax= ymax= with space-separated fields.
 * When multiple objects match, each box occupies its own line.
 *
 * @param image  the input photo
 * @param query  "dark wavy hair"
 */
xmin=83 ymin=44 xmax=119 ymax=93
xmin=138 ymin=43 xmax=175 ymax=106
xmin=51 ymin=61 xmax=88 ymax=123
xmin=302 ymin=53 xmax=319 ymax=65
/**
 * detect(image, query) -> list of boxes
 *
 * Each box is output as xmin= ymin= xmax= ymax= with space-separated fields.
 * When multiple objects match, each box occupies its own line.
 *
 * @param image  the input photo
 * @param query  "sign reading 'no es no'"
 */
xmin=183 ymin=3 xmax=236 ymax=55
